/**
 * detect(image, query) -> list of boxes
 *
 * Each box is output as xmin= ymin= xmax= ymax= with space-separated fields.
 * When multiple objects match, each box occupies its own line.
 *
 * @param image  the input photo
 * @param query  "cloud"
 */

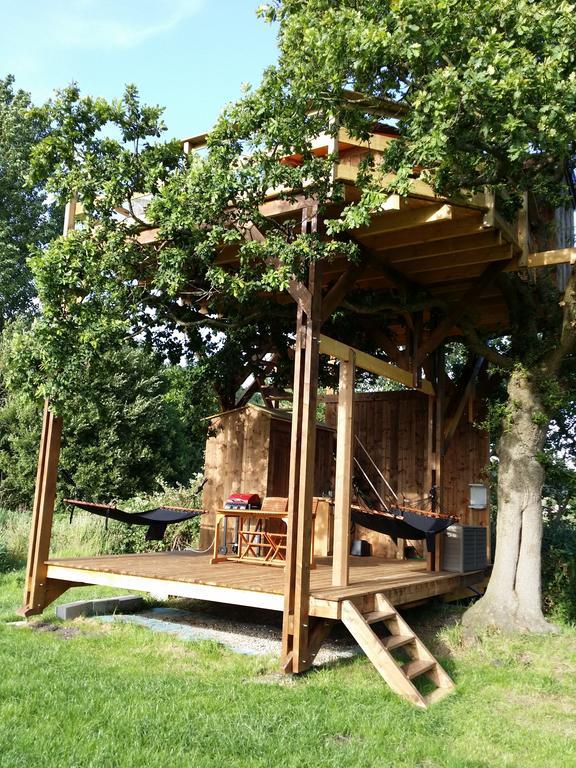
xmin=52 ymin=0 xmax=205 ymax=49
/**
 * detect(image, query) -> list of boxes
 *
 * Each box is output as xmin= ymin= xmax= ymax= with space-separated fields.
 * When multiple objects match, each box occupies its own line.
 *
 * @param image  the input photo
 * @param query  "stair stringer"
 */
xmin=374 ymin=593 xmax=455 ymax=694
xmin=341 ymin=599 xmax=427 ymax=708
xmin=341 ymin=595 xmax=455 ymax=708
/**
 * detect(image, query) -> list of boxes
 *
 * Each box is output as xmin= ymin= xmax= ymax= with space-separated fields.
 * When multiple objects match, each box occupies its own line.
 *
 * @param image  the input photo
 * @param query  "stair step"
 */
xmin=401 ymin=659 xmax=436 ymax=680
xmin=363 ymin=609 xmax=396 ymax=624
xmin=381 ymin=634 xmax=414 ymax=651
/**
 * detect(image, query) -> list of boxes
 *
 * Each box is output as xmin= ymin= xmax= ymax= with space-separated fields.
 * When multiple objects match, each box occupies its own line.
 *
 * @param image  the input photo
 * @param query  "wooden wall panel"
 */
xmin=267 ymin=421 xmax=291 ymax=497
xmin=241 ymin=408 xmax=272 ymax=497
xmin=200 ymin=408 xmax=271 ymax=548
xmin=325 ymin=391 xmax=489 ymax=557
xmin=443 ymin=412 xmax=490 ymax=526
xmin=200 ymin=397 xmax=489 ymax=554
xmin=200 ymin=406 xmax=335 ymax=547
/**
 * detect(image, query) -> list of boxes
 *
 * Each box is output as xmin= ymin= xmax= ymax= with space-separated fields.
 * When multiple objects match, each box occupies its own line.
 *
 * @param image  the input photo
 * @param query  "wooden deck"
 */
xmin=45 ymin=553 xmax=486 ymax=619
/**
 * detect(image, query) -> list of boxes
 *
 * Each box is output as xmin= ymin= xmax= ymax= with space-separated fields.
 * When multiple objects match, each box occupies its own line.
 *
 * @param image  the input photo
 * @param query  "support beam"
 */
xmin=332 ymin=352 xmax=355 ymax=587
xmin=281 ymin=254 xmax=322 ymax=674
xmin=433 ymin=348 xmax=446 ymax=573
xmin=360 ymin=325 xmax=406 ymax=367
xmin=322 ymin=256 xmax=371 ymax=321
xmin=21 ymin=401 xmax=63 ymax=616
xmin=527 ymin=247 xmax=576 ymax=268
xmin=319 ymin=334 xmax=435 ymax=396
xmin=443 ymin=356 xmax=485 ymax=456
xmin=21 ymin=199 xmax=75 ymax=618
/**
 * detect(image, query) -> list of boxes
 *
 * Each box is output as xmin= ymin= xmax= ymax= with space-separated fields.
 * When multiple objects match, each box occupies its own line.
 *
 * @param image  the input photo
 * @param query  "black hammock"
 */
xmin=65 ymin=499 xmax=204 ymax=541
xmin=351 ymin=505 xmax=456 ymax=553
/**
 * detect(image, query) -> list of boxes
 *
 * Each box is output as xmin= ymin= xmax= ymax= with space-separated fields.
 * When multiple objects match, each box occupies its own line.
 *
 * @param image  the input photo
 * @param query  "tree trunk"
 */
xmin=463 ymin=366 xmax=557 ymax=636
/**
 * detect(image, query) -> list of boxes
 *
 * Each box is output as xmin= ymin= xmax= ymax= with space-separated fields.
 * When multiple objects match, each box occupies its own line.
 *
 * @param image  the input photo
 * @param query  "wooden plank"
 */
xmin=319 ymin=334 xmax=435 ymax=395
xmin=46 ymin=565 xmax=284 ymax=611
xmin=332 ymin=353 xmax=355 ymax=586
xmin=354 ymin=203 xmax=455 ymax=237
xmin=338 ymin=126 xmax=394 ymax=153
xmin=282 ymin=259 xmax=322 ymax=674
xmin=21 ymin=402 xmax=63 ymax=616
xmin=63 ymin=197 xmax=77 ymax=233
xmin=359 ymin=213 xmax=486 ymax=250
xmin=335 ymin=165 xmax=437 ymax=199
xmin=399 ymin=244 xmax=513 ymax=276
xmin=527 ymin=247 xmax=576 ymax=268
xmin=306 ymin=618 xmax=334 ymax=664
xmin=384 ymin=231 xmax=502 ymax=264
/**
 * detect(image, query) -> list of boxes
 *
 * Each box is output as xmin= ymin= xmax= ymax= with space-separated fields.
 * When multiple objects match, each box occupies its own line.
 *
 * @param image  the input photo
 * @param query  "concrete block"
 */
xmin=90 ymin=598 xmax=123 ymax=616
xmin=56 ymin=600 xmax=94 ymax=620
xmin=56 ymin=595 xmax=145 ymax=620
xmin=115 ymin=595 xmax=146 ymax=613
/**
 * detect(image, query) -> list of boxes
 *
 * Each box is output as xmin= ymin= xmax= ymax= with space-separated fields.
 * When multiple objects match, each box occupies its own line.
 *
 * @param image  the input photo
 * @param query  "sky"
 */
xmin=0 ymin=0 xmax=279 ymax=139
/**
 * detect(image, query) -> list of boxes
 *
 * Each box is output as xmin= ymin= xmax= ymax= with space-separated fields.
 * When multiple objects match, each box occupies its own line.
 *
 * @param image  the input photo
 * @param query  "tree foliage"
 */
xmin=0 ymin=75 xmax=60 ymax=330
xmin=0 ymin=323 xmax=214 ymax=507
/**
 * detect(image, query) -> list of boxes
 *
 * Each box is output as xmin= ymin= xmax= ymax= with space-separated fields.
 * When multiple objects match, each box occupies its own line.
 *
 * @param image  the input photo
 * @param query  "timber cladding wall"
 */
xmin=324 ymin=391 xmax=490 ymax=557
xmin=200 ymin=396 xmax=489 ymax=555
xmin=200 ymin=405 xmax=335 ymax=548
xmin=324 ymin=391 xmax=488 ymax=518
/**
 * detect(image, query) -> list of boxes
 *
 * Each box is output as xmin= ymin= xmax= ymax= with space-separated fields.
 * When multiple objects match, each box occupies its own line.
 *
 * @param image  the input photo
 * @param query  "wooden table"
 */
xmin=211 ymin=509 xmax=315 ymax=567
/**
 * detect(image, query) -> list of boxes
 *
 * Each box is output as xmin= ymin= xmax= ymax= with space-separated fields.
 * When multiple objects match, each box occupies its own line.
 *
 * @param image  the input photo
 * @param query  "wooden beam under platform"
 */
xmin=319 ymin=334 xmax=435 ymax=395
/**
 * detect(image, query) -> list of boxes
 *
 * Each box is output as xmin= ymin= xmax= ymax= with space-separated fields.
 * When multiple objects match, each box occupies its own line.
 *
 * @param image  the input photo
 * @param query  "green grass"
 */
xmin=2 ymin=507 xmax=575 ymax=767
xmin=0 ymin=568 xmax=575 ymax=768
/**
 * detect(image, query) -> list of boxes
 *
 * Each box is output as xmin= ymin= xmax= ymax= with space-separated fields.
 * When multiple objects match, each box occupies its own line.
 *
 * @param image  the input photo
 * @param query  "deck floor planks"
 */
xmin=46 ymin=552 xmax=483 ymax=610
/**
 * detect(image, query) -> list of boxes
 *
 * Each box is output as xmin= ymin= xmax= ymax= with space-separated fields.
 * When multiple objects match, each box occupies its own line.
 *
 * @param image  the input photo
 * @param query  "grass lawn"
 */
xmin=0 ymin=569 xmax=575 ymax=768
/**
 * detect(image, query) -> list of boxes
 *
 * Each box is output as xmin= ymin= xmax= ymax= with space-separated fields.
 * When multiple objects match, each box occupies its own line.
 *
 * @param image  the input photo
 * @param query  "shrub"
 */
xmin=542 ymin=513 xmax=576 ymax=622
xmin=0 ymin=327 xmax=216 ymax=508
xmin=95 ymin=476 xmax=206 ymax=555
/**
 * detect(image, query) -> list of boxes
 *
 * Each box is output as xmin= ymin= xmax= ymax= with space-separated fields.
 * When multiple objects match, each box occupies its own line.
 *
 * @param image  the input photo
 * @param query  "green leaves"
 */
xmin=0 ymin=76 xmax=60 ymax=330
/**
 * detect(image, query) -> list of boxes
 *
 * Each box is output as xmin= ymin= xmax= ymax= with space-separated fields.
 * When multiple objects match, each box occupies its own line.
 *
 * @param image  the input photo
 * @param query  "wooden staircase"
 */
xmin=341 ymin=594 xmax=455 ymax=708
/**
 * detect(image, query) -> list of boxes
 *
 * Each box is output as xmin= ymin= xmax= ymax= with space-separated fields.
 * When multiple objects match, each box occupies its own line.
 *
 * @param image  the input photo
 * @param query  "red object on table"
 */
xmin=224 ymin=493 xmax=261 ymax=510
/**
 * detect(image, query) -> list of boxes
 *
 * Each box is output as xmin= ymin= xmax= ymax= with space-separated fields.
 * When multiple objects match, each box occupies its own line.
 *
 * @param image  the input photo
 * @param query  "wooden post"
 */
xmin=21 ymin=401 xmax=63 ymax=615
xmin=332 ymin=352 xmax=355 ymax=586
xmin=425 ymin=394 xmax=435 ymax=571
xmin=281 ymin=215 xmax=322 ymax=674
xmin=433 ymin=347 xmax=446 ymax=572
xmin=20 ymin=198 xmax=76 ymax=616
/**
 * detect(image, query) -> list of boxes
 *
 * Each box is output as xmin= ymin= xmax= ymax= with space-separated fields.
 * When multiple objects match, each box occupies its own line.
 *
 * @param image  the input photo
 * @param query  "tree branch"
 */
xmin=459 ymin=318 xmax=513 ymax=369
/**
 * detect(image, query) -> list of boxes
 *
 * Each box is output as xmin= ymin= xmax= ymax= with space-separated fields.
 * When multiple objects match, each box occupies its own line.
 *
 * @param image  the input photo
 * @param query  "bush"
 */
xmin=94 ymin=476 xmax=206 ymax=555
xmin=0 ymin=475 xmax=207 ymax=573
xmin=0 ymin=326 xmax=216 ymax=508
xmin=542 ymin=513 xmax=576 ymax=622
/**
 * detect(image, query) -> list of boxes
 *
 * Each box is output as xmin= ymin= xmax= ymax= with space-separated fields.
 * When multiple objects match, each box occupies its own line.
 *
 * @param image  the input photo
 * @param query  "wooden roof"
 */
xmin=208 ymin=127 xmax=574 ymax=336
xmin=129 ymin=126 xmax=573 ymax=341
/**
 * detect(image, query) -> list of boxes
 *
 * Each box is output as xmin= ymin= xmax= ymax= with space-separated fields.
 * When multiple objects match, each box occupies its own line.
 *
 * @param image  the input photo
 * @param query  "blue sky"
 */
xmin=0 ymin=1 xmax=279 ymax=139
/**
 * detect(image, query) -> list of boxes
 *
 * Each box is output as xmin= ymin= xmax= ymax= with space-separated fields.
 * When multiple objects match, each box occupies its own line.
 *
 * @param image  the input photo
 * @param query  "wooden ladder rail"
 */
xmin=341 ymin=593 xmax=455 ymax=708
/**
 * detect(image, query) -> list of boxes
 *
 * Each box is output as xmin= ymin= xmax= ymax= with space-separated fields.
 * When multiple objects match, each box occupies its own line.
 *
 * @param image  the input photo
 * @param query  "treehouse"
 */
xmin=21 ymin=117 xmax=575 ymax=707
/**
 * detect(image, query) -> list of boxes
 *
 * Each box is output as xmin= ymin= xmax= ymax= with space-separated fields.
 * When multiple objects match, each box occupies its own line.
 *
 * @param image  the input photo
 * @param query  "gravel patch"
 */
xmin=95 ymin=604 xmax=361 ymax=665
